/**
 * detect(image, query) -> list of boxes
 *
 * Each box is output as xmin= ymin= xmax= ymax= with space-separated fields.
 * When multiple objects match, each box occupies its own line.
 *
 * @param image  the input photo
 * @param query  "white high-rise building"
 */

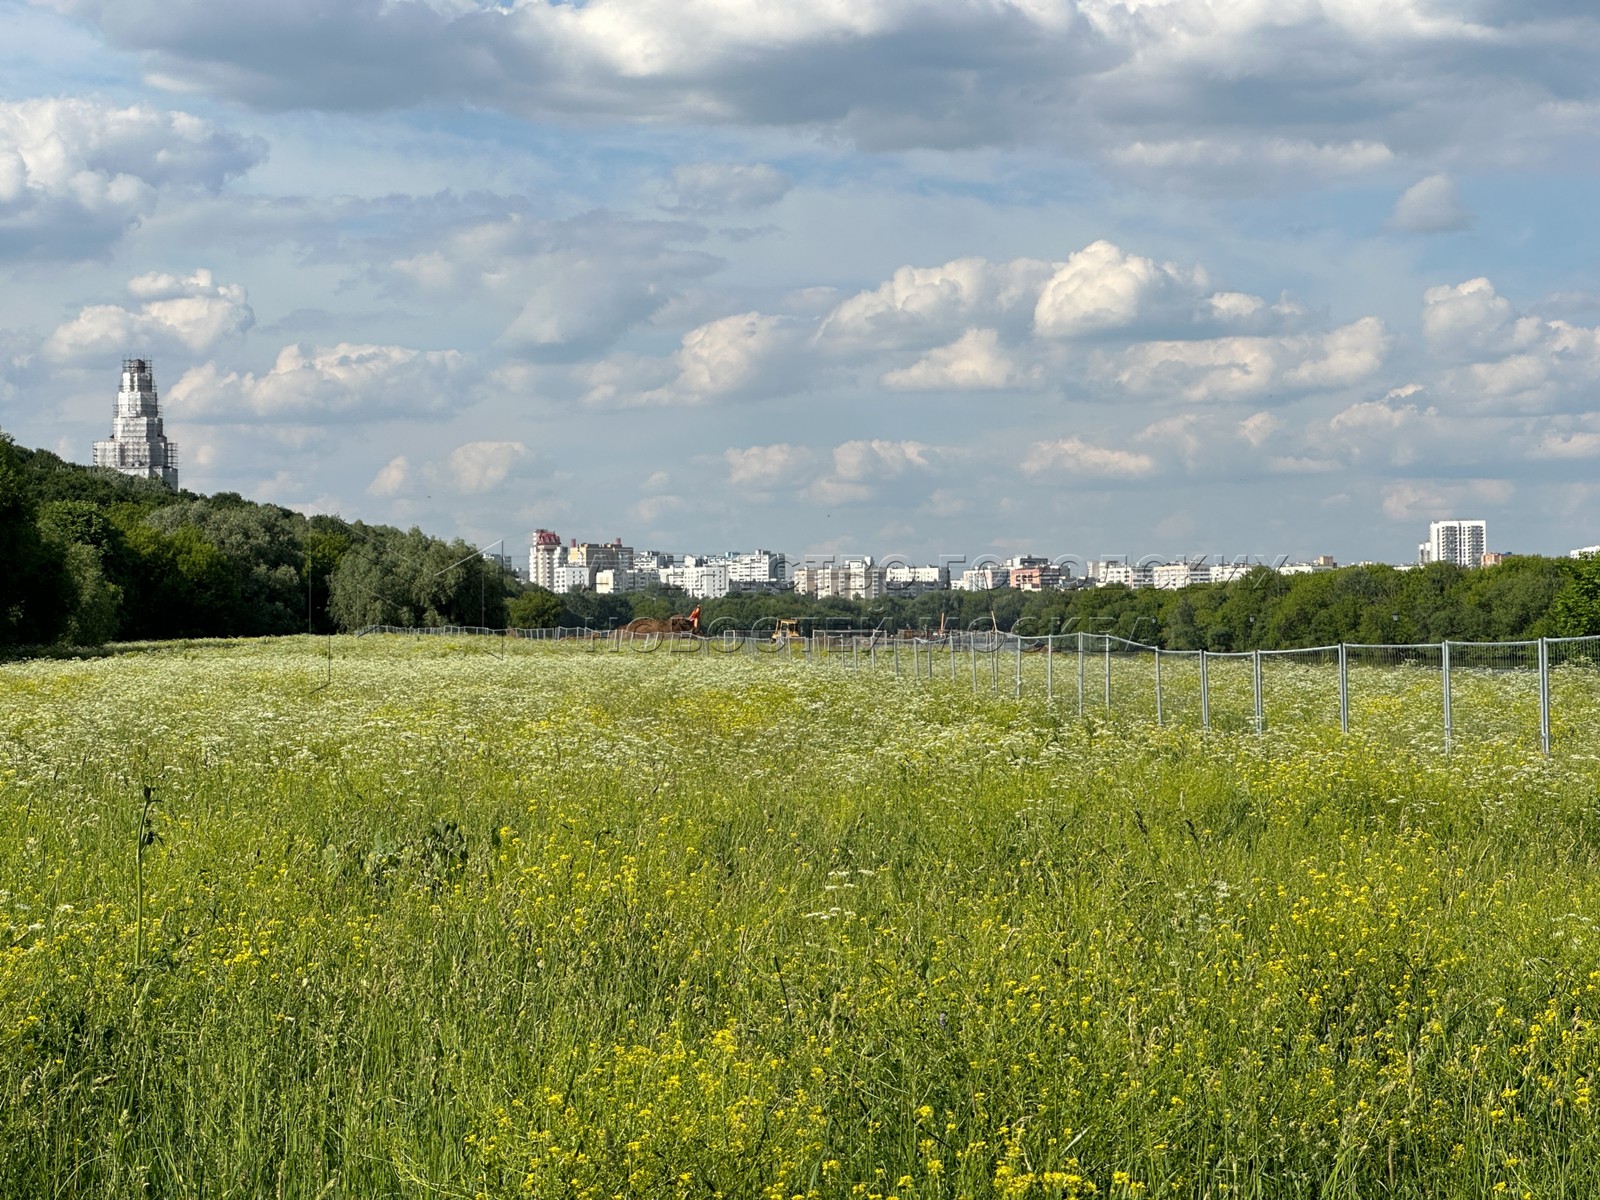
xmin=595 ymin=568 xmax=660 ymax=594
xmin=530 ymin=529 xmax=566 ymax=590
xmin=1209 ymin=561 xmax=1254 ymax=584
xmin=727 ymin=550 xmax=789 ymax=592
xmin=1419 ymin=520 xmax=1487 ymax=567
xmin=791 ymin=558 xmax=885 ymax=599
xmin=659 ymin=560 xmax=731 ymax=598
xmin=92 ymin=357 xmax=178 ymax=488
xmin=885 ymin=565 xmax=949 ymax=594
xmin=841 ymin=557 xmax=885 ymax=600
xmin=957 ymin=566 xmax=1010 ymax=591
xmin=1085 ymin=560 xmax=1154 ymax=588
xmin=1152 ymin=561 xmax=1211 ymax=589
xmin=529 ymin=531 xmax=636 ymax=592
xmin=549 ymin=564 xmax=592 ymax=592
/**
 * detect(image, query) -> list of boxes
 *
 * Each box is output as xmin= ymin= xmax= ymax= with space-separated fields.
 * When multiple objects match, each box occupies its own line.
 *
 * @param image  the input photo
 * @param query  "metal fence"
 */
xmin=353 ymin=625 xmax=1600 ymax=756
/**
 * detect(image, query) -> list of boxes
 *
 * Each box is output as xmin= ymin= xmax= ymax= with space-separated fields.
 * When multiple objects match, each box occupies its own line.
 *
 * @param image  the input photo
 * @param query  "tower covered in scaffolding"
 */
xmin=92 ymin=357 xmax=179 ymax=489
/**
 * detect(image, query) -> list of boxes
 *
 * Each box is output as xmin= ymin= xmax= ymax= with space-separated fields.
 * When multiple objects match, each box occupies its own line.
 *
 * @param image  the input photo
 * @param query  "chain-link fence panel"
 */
xmin=1549 ymin=636 xmax=1600 ymax=757
xmin=1261 ymin=646 xmax=1341 ymax=732
xmin=1445 ymin=640 xmax=1541 ymax=752
xmin=1345 ymin=643 xmax=1446 ymax=752
xmin=1196 ymin=652 xmax=1255 ymax=734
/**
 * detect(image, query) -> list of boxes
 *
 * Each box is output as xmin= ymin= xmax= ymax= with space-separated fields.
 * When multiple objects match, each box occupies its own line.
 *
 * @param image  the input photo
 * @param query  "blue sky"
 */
xmin=3 ymin=0 xmax=1599 ymax=568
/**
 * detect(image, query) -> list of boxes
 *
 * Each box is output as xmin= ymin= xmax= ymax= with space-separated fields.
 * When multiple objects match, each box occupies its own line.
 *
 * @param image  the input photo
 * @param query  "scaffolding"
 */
xmin=92 ymin=356 xmax=179 ymax=489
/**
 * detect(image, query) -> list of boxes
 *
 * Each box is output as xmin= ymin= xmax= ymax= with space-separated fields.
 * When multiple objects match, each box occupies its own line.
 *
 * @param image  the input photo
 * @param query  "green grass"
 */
xmin=4 ymin=635 xmax=1600 ymax=1198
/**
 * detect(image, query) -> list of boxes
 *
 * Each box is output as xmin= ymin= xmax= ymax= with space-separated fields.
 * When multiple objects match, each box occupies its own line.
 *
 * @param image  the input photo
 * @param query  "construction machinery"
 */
xmin=772 ymin=618 xmax=804 ymax=644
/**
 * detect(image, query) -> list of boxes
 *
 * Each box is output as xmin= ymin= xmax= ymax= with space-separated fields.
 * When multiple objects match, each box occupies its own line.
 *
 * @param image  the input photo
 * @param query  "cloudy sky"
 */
xmin=3 ymin=0 xmax=1599 ymax=568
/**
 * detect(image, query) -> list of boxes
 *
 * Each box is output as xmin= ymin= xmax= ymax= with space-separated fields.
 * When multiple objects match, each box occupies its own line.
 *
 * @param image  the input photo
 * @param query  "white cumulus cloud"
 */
xmin=587 ymin=313 xmax=798 ymax=406
xmin=45 ymin=269 xmax=254 ymax=361
xmin=803 ymin=439 xmax=940 ymax=505
xmin=1388 ymin=174 xmax=1474 ymax=234
xmin=367 ymin=455 xmax=411 ymax=497
xmin=1020 ymin=437 xmax=1156 ymax=478
xmin=818 ymin=255 xmax=1057 ymax=350
xmin=1530 ymin=431 xmax=1600 ymax=460
xmin=724 ymin=443 xmax=816 ymax=486
xmin=1033 ymin=240 xmax=1209 ymax=337
xmin=1421 ymin=278 xmax=1523 ymax=354
xmin=429 ymin=440 xmax=528 ymax=494
xmin=0 ymin=98 xmax=262 ymax=259
xmin=1112 ymin=318 xmax=1389 ymax=402
xmin=1421 ymin=277 xmax=1600 ymax=413
xmin=880 ymin=328 xmax=1039 ymax=392
xmin=831 ymin=439 xmax=934 ymax=482
xmin=171 ymin=342 xmax=471 ymax=422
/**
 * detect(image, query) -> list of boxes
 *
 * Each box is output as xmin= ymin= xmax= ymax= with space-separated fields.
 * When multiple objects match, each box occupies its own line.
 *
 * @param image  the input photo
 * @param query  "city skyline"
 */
xmin=509 ymin=520 xmax=1563 ymax=600
xmin=2 ymin=2 xmax=1599 ymax=563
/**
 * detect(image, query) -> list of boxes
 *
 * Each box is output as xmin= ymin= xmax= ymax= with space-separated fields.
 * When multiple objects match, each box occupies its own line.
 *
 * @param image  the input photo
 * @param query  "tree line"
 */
xmin=1 ymin=434 xmax=516 ymax=648
xmin=4 ymin=429 xmax=1598 ymax=652
xmin=604 ymin=554 xmax=1600 ymax=649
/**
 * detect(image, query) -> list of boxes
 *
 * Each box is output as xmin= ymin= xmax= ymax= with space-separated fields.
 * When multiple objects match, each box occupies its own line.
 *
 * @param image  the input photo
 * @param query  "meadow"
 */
xmin=4 ymin=635 xmax=1600 ymax=1198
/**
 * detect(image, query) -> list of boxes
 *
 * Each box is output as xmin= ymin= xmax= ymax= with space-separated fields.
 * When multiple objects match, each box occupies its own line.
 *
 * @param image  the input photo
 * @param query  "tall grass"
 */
xmin=3 ymin=636 xmax=1600 ymax=1197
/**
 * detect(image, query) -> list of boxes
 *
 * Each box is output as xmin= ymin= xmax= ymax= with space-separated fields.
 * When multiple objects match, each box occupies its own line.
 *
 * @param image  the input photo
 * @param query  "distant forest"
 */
xmin=4 ymin=430 xmax=1599 ymax=651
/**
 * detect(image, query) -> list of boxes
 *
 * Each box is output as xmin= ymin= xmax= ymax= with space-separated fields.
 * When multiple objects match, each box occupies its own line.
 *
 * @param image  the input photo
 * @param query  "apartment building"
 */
xmin=884 ymin=565 xmax=950 ymax=594
xmin=1418 ymin=520 xmax=1487 ymax=567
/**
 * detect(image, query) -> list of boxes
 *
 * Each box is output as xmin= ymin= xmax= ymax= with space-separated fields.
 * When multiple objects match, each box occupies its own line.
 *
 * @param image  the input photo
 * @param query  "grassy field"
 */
xmin=5 ymin=635 xmax=1600 ymax=1198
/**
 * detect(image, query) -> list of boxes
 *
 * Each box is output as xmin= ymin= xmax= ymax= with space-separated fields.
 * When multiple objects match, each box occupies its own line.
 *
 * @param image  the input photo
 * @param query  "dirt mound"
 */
xmin=615 ymin=615 xmax=696 ymax=638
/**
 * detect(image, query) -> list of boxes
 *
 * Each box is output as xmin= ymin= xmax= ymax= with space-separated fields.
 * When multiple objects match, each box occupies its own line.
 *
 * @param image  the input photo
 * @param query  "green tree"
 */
xmin=303 ymin=520 xmax=352 ymax=633
xmin=560 ymin=590 xmax=634 ymax=630
xmin=1455 ymin=555 xmax=1570 ymax=639
xmin=1549 ymin=556 xmax=1600 ymax=637
xmin=146 ymin=499 xmax=306 ymax=635
xmin=0 ymin=434 xmax=69 ymax=646
xmin=507 ymin=587 xmax=562 ymax=629
xmin=58 ymin=542 xmax=123 ymax=646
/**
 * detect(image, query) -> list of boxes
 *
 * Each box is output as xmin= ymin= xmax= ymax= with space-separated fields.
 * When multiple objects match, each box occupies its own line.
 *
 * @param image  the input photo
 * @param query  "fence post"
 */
xmin=1338 ymin=643 xmax=1349 ymax=735
xmin=971 ymin=633 xmax=979 ymax=694
xmin=991 ymin=636 xmax=999 ymax=692
xmin=1155 ymin=648 xmax=1163 ymax=726
xmin=1015 ymin=635 xmax=1023 ymax=698
xmin=951 ymin=634 xmax=957 ymax=682
xmin=1441 ymin=639 xmax=1453 ymax=754
xmin=1103 ymin=636 xmax=1112 ymax=709
xmin=1539 ymin=636 xmax=1551 ymax=757
xmin=1077 ymin=632 xmax=1085 ymax=716
xmin=1046 ymin=634 xmax=1053 ymax=703
xmin=1199 ymin=649 xmax=1210 ymax=731
xmin=854 ymin=639 xmax=860 ymax=673
xmin=1252 ymin=649 xmax=1264 ymax=735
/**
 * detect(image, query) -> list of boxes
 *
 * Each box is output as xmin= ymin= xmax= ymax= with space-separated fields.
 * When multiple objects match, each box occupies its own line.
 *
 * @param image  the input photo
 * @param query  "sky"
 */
xmin=2 ymin=0 xmax=1599 ymax=570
